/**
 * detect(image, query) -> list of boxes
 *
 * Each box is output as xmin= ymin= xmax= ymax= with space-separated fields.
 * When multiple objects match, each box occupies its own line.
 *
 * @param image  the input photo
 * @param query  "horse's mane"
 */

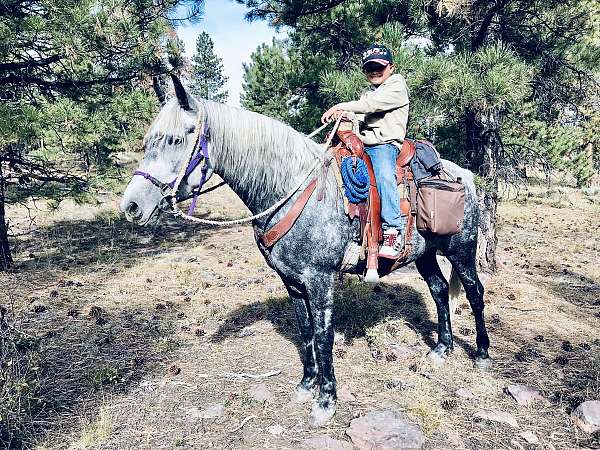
xmin=202 ymin=100 xmax=325 ymax=196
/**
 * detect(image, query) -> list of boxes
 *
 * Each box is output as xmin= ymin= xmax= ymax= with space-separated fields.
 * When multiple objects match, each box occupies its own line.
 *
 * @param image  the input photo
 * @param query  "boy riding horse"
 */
xmin=321 ymin=45 xmax=409 ymax=258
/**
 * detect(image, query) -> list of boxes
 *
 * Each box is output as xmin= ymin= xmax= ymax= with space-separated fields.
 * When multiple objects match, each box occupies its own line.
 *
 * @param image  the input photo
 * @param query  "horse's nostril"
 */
xmin=126 ymin=201 xmax=142 ymax=220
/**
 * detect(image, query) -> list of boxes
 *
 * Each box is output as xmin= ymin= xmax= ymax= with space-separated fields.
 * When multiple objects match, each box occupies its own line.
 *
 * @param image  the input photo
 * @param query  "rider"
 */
xmin=321 ymin=44 xmax=410 ymax=258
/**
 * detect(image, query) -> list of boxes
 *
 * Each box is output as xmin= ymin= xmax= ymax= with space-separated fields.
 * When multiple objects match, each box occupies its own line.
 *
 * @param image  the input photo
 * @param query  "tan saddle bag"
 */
xmin=416 ymin=171 xmax=465 ymax=236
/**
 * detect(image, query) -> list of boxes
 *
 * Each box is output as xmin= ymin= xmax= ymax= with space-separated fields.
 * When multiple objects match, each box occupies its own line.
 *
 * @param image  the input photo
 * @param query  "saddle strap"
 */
xmin=260 ymin=178 xmax=318 ymax=248
xmin=390 ymin=173 xmax=417 ymax=270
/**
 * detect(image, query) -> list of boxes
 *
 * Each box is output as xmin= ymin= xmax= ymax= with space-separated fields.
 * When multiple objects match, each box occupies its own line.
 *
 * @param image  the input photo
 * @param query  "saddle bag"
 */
xmin=416 ymin=172 xmax=465 ymax=236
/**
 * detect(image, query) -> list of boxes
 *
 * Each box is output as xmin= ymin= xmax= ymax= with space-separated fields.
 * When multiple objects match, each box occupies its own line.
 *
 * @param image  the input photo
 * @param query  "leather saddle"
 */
xmin=256 ymin=126 xmax=417 ymax=279
xmin=332 ymin=130 xmax=417 ymax=274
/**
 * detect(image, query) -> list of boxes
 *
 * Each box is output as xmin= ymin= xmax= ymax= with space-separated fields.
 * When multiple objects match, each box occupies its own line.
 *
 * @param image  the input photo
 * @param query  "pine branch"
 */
xmin=0 ymin=55 xmax=63 ymax=71
xmin=0 ymin=73 xmax=138 ymax=89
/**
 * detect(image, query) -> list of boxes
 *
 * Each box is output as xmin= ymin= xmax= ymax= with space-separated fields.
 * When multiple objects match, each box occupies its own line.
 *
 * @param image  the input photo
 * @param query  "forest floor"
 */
xmin=1 ymin=172 xmax=600 ymax=449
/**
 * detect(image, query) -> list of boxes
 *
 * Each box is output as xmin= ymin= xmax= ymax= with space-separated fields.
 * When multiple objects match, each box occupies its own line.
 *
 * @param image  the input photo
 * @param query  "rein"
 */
xmin=135 ymin=111 xmax=343 ymax=226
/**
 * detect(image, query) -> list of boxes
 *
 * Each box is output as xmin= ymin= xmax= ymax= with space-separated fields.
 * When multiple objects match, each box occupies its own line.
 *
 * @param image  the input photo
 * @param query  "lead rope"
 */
xmin=168 ymin=113 xmax=344 ymax=226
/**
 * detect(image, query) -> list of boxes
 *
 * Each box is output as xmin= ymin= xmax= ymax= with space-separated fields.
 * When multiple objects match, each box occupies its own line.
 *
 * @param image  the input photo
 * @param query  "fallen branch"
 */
xmin=229 ymin=415 xmax=256 ymax=433
xmin=222 ymin=369 xmax=281 ymax=380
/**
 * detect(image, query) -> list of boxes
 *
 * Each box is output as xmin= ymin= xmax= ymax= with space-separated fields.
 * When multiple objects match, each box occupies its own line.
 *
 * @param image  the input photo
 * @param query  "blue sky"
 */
xmin=176 ymin=0 xmax=284 ymax=106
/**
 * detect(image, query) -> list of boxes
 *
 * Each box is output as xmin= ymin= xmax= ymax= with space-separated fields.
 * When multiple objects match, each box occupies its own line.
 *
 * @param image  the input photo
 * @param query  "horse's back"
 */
xmin=440 ymin=159 xmax=475 ymax=185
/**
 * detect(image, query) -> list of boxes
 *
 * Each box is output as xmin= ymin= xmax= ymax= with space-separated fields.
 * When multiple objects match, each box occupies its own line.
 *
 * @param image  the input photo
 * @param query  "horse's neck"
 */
xmin=210 ymin=144 xmax=314 ymax=215
xmin=204 ymin=107 xmax=321 ymax=216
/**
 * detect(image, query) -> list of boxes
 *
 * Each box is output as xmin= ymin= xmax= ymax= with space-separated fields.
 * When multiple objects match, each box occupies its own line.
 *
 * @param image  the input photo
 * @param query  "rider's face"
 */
xmin=363 ymin=63 xmax=395 ymax=86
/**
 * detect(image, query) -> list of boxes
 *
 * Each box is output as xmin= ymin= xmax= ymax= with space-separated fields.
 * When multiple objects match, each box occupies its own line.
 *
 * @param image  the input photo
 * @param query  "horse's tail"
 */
xmin=448 ymin=266 xmax=462 ymax=324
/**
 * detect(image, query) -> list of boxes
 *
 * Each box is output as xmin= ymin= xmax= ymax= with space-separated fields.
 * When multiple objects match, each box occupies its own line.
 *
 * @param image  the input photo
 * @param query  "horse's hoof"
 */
xmin=291 ymin=385 xmax=315 ymax=404
xmin=309 ymin=402 xmax=336 ymax=427
xmin=474 ymin=357 xmax=492 ymax=370
xmin=427 ymin=350 xmax=447 ymax=368
xmin=364 ymin=269 xmax=379 ymax=283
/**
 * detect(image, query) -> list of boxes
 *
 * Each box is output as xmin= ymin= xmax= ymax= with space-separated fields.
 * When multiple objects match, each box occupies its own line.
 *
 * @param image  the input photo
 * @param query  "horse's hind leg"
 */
xmin=287 ymin=286 xmax=319 ymax=403
xmin=415 ymin=249 xmax=454 ymax=365
xmin=446 ymin=253 xmax=491 ymax=368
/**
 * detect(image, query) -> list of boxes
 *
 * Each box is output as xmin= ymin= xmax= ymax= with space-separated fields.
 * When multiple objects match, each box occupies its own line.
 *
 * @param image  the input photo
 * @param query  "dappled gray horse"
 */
xmin=120 ymin=75 xmax=490 ymax=426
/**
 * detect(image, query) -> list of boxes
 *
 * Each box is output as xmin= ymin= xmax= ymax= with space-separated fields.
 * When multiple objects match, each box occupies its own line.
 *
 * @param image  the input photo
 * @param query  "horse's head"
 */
xmin=120 ymin=74 xmax=213 ymax=225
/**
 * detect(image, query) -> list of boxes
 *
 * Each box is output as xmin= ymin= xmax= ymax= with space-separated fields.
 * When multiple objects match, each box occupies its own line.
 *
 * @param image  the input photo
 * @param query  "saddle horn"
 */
xmin=152 ymin=76 xmax=166 ymax=106
xmin=170 ymin=73 xmax=191 ymax=111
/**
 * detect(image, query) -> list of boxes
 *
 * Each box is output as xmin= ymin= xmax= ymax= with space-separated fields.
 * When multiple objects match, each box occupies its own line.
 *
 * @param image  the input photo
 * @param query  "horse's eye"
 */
xmin=167 ymin=136 xmax=173 ymax=145
xmin=187 ymin=127 xmax=196 ymax=134
xmin=173 ymin=137 xmax=182 ymax=146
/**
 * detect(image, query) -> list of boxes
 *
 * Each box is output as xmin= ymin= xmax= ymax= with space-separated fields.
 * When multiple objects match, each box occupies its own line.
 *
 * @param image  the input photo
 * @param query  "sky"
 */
xmin=176 ymin=0 xmax=283 ymax=107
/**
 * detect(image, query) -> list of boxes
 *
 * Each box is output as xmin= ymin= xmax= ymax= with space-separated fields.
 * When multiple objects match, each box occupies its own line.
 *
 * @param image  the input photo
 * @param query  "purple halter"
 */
xmin=133 ymin=122 xmax=210 ymax=215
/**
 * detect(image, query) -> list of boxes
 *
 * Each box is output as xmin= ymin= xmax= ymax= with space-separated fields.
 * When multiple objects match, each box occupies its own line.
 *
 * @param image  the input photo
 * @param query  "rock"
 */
xmin=200 ymin=270 xmax=219 ymax=281
xmin=338 ymin=384 xmax=356 ymax=402
xmin=346 ymin=410 xmax=425 ymax=449
xmin=506 ymin=384 xmax=547 ymax=406
xmin=519 ymin=431 xmax=540 ymax=444
xmin=303 ymin=435 xmax=354 ymax=450
xmin=267 ymin=424 xmax=285 ymax=436
xmin=248 ymin=383 xmax=273 ymax=403
xmin=190 ymin=403 xmax=225 ymax=419
xmin=473 ymin=410 xmax=518 ymax=428
xmin=445 ymin=429 xmax=466 ymax=448
xmin=389 ymin=343 xmax=420 ymax=360
xmin=455 ymin=388 xmax=475 ymax=400
xmin=572 ymin=400 xmax=600 ymax=433
xmin=239 ymin=326 xmax=256 ymax=337
xmin=138 ymin=379 xmax=154 ymax=392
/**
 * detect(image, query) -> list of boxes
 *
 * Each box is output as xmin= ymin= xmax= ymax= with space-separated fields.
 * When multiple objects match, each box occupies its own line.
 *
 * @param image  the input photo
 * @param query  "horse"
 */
xmin=120 ymin=75 xmax=490 ymax=426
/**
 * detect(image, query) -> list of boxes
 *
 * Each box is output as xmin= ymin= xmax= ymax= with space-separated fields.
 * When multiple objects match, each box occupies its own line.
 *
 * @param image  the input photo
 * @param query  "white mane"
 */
xmin=201 ymin=100 xmax=325 ymax=196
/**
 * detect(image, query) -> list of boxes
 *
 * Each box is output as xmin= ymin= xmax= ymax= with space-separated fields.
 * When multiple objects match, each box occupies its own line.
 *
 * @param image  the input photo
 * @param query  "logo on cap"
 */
xmin=362 ymin=45 xmax=393 ymax=67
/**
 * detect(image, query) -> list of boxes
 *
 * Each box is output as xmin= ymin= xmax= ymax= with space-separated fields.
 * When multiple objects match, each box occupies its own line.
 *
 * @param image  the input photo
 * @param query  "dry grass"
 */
xmin=0 ymin=177 xmax=599 ymax=449
xmin=72 ymin=407 xmax=114 ymax=449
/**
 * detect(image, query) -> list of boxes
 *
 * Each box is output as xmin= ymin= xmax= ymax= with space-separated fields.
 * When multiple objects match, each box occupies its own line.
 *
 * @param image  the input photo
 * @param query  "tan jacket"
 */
xmin=336 ymin=73 xmax=409 ymax=148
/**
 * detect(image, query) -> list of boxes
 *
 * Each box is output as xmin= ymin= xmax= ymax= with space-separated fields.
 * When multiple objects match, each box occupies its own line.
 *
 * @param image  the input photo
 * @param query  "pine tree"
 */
xmin=0 ymin=0 xmax=205 ymax=270
xmin=189 ymin=32 xmax=228 ymax=102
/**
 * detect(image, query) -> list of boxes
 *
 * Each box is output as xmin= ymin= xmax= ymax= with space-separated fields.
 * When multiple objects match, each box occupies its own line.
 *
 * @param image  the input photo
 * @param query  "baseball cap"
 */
xmin=362 ymin=45 xmax=393 ymax=67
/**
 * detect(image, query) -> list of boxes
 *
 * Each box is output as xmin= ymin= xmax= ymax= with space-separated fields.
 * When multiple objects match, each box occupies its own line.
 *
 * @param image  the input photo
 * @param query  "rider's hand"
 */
xmin=320 ymin=106 xmax=345 ymax=124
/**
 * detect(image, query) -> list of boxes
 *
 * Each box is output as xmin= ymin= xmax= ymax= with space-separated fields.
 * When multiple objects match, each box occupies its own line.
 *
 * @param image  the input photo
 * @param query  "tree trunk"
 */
xmin=465 ymin=108 xmax=501 ymax=273
xmin=0 ymin=158 xmax=13 ymax=271
xmin=0 ymin=199 xmax=11 ymax=271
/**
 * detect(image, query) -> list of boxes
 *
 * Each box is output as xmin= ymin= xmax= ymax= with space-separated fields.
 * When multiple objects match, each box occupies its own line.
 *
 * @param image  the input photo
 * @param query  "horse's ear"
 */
xmin=152 ymin=76 xmax=166 ymax=106
xmin=170 ymin=73 xmax=191 ymax=111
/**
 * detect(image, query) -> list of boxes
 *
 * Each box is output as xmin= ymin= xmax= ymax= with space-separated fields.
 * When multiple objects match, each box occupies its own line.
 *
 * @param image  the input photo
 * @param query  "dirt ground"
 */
xmin=1 ymin=176 xmax=600 ymax=449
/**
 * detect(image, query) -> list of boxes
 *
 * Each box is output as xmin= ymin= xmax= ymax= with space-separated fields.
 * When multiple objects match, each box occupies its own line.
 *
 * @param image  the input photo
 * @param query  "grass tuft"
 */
xmin=75 ymin=407 xmax=114 ymax=448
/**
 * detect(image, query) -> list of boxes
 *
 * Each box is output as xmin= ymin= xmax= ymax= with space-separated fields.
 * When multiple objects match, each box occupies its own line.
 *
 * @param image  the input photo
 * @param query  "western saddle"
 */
xmin=256 ymin=120 xmax=417 ymax=280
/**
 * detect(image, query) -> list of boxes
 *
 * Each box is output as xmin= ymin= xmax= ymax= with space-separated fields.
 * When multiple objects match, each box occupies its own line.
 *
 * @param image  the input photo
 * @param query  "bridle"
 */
xmin=132 ymin=121 xmax=211 ymax=215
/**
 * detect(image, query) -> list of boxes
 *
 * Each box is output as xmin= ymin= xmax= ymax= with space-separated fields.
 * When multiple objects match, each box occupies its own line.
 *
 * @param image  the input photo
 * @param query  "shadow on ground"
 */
xmin=211 ymin=279 xmax=478 ymax=358
xmin=540 ymin=267 xmax=600 ymax=308
xmin=11 ymin=213 xmax=236 ymax=274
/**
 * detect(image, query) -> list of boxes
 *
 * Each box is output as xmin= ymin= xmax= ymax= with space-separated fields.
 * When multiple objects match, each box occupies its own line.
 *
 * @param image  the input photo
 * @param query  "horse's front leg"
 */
xmin=287 ymin=286 xmax=319 ymax=403
xmin=306 ymin=274 xmax=337 ymax=426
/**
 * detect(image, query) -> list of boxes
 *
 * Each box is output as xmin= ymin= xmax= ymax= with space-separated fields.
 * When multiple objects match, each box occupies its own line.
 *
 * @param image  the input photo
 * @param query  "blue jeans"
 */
xmin=365 ymin=143 xmax=403 ymax=230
